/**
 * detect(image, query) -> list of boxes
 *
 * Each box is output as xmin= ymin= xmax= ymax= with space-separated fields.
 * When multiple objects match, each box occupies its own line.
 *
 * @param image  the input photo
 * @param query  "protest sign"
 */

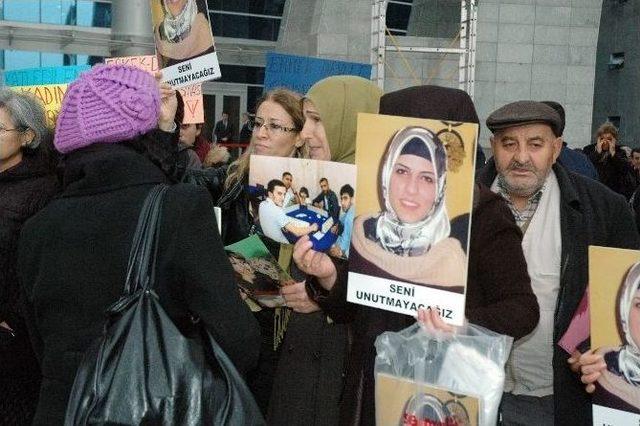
xmin=12 ymin=84 xmax=68 ymax=128
xmin=149 ymin=0 xmax=221 ymax=88
xmin=3 ymin=65 xmax=90 ymax=86
xmin=263 ymin=52 xmax=372 ymax=94
xmin=346 ymin=113 xmax=478 ymax=325
xmin=105 ymin=54 xmax=204 ymax=124
xmin=589 ymin=246 xmax=640 ymax=423
xmin=249 ymin=155 xmax=357 ymax=258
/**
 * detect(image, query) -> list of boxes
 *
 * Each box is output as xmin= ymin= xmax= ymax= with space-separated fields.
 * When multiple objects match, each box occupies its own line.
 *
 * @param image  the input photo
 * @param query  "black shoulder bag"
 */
xmin=65 ymin=185 xmax=264 ymax=425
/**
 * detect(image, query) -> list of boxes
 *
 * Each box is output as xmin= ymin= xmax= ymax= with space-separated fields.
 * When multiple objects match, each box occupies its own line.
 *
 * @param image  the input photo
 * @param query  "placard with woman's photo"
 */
xmin=248 ymin=155 xmax=357 ymax=259
xmin=346 ymin=113 xmax=478 ymax=325
xmin=589 ymin=246 xmax=640 ymax=424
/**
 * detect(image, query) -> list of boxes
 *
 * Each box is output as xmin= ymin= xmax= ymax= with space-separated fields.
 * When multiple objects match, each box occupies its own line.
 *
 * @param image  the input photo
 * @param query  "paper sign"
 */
xmin=105 ymin=55 xmax=204 ymax=124
xmin=589 ymin=246 xmax=640 ymax=422
xmin=3 ymin=65 xmax=90 ymax=86
xmin=263 ymin=52 xmax=372 ymax=93
xmin=346 ymin=113 xmax=478 ymax=325
xmin=12 ymin=84 xmax=68 ymax=128
xmin=149 ymin=0 xmax=221 ymax=88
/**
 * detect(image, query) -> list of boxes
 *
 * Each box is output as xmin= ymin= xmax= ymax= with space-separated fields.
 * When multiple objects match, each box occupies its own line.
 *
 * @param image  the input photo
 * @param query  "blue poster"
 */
xmin=263 ymin=52 xmax=372 ymax=94
xmin=3 ymin=65 xmax=91 ymax=86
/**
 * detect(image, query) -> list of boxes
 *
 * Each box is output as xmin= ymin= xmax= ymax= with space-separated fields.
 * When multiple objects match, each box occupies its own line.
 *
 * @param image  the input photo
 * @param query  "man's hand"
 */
xmin=155 ymin=72 xmax=177 ymax=132
xmin=281 ymin=281 xmax=320 ymax=313
xmin=293 ymin=236 xmax=337 ymax=291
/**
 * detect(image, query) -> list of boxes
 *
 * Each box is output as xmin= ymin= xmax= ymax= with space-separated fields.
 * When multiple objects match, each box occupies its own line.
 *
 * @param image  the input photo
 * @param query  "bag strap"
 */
xmin=123 ymin=184 xmax=168 ymax=296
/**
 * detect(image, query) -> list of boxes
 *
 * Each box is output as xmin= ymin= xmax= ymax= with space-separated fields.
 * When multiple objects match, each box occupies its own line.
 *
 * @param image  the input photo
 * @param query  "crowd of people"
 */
xmin=1 ymin=62 xmax=639 ymax=425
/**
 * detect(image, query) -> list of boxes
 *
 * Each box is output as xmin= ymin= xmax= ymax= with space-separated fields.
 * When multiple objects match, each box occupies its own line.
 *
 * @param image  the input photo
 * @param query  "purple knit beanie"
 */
xmin=54 ymin=64 xmax=160 ymax=154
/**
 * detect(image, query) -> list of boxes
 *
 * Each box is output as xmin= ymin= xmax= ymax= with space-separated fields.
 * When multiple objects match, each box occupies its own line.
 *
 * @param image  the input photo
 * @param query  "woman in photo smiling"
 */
xmin=350 ymin=125 xmax=466 ymax=293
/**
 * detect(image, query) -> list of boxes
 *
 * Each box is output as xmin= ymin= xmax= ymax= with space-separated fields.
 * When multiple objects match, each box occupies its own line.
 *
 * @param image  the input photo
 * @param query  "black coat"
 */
xmin=477 ymin=160 xmax=640 ymax=426
xmin=583 ymin=143 xmax=638 ymax=199
xmin=0 ymin=149 xmax=58 ymax=425
xmin=18 ymin=143 xmax=260 ymax=425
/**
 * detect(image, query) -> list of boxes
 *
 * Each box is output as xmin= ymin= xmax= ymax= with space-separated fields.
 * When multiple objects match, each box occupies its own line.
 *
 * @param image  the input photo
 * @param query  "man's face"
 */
xmin=269 ymin=185 xmax=286 ymax=207
xmin=632 ymin=152 xmax=640 ymax=170
xmin=490 ymin=123 xmax=562 ymax=198
xmin=282 ymin=174 xmax=292 ymax=189
xmin=222 ymin=113 xmax=229 ymax=122
xmin=320 ymin=180 xmax=330 ymax=194
xmin=340 ymin=193 xmax=352 ymax=212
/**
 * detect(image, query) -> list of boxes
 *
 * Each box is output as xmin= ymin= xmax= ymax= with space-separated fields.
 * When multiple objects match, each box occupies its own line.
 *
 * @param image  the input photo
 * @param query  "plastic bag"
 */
xmin=375 ymin=321 xmax=512 ymax=426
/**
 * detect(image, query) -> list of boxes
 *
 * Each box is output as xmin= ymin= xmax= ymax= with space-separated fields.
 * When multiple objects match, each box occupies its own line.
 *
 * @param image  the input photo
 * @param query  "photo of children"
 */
xmin=249 ymin=155 xmax=357 ymax=258
xmin=588 ymin=246 xmax=640 ymax=423
xmin=149 ymin=0 xmax=221 ymax=87
xmin=225 ymin=235 xmax=294 ymax=307
xmin=347 ymin=113 xmax=477 ymax=324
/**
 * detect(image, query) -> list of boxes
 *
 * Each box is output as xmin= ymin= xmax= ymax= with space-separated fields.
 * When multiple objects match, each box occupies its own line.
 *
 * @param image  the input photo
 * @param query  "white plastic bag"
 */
xmin=375 ymin=321 xmax=512 ymax=426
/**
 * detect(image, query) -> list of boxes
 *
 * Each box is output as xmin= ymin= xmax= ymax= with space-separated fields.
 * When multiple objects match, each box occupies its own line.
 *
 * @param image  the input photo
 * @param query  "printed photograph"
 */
xmin=248 ymin=155 xmax=357 ymax=259
xmin=225 ymin=235 xmax=294 ymax=308
xmin=150 ymin=0 xmax=216 ymax=69
xmin=347 ymin=113 xmax=477 ymax=322
xmin=590 ymin=246 xmax=640 ymax=418
xmin=376 ymin=373 xmax=478 ymax=426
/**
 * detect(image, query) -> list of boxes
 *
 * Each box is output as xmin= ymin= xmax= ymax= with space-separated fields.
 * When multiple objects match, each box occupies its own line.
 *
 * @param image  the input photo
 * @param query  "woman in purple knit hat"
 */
xmin=17 ymin=64 xmax=261 ymax=425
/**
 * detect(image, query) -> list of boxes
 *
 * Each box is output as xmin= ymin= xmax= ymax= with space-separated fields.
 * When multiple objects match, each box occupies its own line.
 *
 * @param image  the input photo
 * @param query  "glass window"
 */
xmin=1 ymin=0 xmax=111 ymax=27
xmin=4 ymin=0 xmax=41 ymax=22
xmin=41 ymin=52 xmax=65 ymax=67
xmin=3 ymin=50 xmax=41 ymax=70
xmin=210 ymin=13 xmax=280 ymax=41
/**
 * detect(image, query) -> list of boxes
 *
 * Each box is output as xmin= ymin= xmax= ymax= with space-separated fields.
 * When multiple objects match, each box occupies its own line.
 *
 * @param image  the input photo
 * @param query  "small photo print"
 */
xmin=225 ymin=235 xmax=294 ymax=308
xmin=589 ymin=246 xmax=640 ymax=420
xmin=248 ymin=155 xmax=357 ymax=259
xmin=376 ymin=373 xmax=479 ymax=426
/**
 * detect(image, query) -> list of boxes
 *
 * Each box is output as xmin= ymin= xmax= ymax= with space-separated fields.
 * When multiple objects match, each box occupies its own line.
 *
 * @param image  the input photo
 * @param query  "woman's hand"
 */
xmin=416 ymin=308 xmax=456 ymax=333
xmin=575 ymin=349 xmax=607 ymax=393
xmin=293 ymin=236 xmax=337 ymax=291
xmin=155 ymin=72 xmax=177 ymax=131
xmin=281 ymin=281 xmax=320 ymax=313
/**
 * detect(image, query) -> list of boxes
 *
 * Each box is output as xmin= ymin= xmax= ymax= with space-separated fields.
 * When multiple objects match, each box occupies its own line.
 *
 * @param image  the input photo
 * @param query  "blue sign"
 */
xmin=3 ymin=65 xmax=91 ymax=86
xmin=263 ymin=52 xmax=372 ymax=94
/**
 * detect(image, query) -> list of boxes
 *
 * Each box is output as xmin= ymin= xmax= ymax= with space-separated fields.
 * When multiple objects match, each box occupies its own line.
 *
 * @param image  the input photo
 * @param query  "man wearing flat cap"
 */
xmin=477 ymin=100 xmax=640 ymax=425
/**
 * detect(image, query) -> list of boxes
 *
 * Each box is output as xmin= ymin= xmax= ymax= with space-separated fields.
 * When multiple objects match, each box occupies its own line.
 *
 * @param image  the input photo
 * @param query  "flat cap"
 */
xmin=486 ymin=100 xmax=562 ymax=137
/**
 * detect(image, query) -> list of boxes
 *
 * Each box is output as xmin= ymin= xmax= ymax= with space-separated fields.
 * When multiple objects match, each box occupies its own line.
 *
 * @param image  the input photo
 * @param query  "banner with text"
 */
xmin=105 ymin=54 xmax=204 ymax=124
xmin=12 ymin=84 xmax=68 ymax=128
xmin=263 ymin=52 xmax=372 ymax=94
xmin=346 ymin=113 xmax=478 ymax=325
xmin=3 ymin=65 xmax=90 ymax=86
xmin=149 ymin=0 xmax=221 ymax=89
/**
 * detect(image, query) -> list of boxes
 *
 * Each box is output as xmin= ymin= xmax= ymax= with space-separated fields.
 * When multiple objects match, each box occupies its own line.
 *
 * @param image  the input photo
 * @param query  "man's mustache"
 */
xmin=507 ymin=161 xmax=535 ymax=172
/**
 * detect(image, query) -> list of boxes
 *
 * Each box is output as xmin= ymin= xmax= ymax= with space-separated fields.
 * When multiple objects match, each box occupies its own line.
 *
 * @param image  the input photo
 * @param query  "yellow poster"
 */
xmin=589 ymin=246 xmax=640 ymax=422
xmin=347 ymin=113 xmax=477 ymax=325
xmin=12 ymin=84 xmax=68 ymax=128
xmin=376 ymin=373 xmax=479 ymax=425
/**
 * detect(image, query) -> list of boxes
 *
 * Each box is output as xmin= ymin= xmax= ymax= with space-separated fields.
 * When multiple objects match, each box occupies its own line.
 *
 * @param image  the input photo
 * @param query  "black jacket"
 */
xmin=583 ymin=144 xmax=638 ymax=199
xmin=18 ymin=143 xmax=260 ymax=425
xmin=477 ymin=160 xmax=640 ymax=426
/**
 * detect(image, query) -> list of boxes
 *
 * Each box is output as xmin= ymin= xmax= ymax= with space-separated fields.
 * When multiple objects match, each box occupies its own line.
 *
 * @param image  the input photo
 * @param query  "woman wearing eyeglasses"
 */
xmin=0 ymin=89 xmax=59 ymax=425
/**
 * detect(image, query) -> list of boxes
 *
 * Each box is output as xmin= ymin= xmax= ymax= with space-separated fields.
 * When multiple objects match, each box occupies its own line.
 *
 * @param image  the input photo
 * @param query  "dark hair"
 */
xmin=282 ymin=171 xmax=292 ymax=178
xmin=319 ymin=177 xmax=328 ymax=184
xmin=633 ymin=148 xmax=640 ymax=156
xmin=267 ymin=179 xmax=285 ymax=194
xmin=340 ymin=184 xmax=354 ymax=198
xmin=299 ymin=187 xmax=309 ymax=197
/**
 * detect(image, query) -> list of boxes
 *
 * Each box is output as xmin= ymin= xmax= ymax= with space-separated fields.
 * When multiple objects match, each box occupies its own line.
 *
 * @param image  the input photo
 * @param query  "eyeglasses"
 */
xmin=251 ymin=119 xmax=298 ymax=134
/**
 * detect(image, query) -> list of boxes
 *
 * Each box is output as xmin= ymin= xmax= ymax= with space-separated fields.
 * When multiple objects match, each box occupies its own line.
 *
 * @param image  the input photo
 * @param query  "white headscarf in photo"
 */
xmin=375 ymin=126 xmax=450 ymax=256
xmin=162 ymin=0 xmax=198 ymax=43
xmin=618 ymin=262 xmax=640 ymax=386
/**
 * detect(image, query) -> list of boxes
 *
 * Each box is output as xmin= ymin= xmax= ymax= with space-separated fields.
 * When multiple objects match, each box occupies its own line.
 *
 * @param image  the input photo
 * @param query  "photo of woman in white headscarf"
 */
xmin=153 ymin=0 xmax=215 ymax=68
xmin=349 ymin=126 xmax=466 ymax=293
xmin=582 ymin=261 xmax=640 ymax=414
